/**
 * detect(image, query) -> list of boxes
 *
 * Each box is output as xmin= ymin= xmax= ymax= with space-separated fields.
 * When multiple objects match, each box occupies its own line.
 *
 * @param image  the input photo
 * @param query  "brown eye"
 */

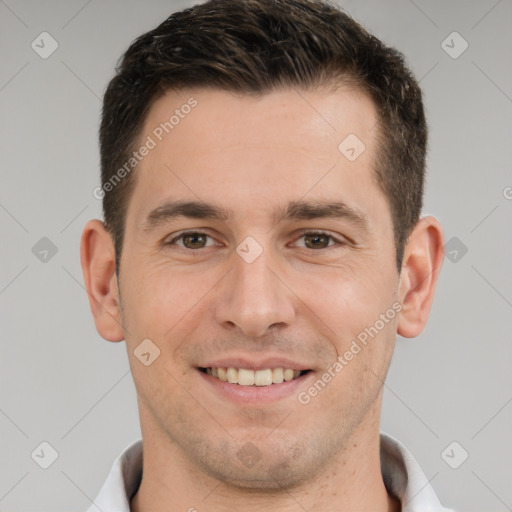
xmin=182 ymin=233 xmax=208 ymax=249
xmin=168 ymin=232 xmax=214 ymax=250
xmin=295 ymin=231 xmax=340 ymax=250
xmin=304 ymin=233 xmax=331 ymax=249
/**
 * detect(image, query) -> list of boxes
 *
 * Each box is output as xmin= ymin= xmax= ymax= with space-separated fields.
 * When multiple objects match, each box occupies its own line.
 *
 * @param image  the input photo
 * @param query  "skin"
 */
xmin=81 ymin=86 xmax=444 ymax=512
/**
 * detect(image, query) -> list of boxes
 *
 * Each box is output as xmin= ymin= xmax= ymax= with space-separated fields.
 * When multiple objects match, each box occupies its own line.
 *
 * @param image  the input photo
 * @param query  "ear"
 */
xmin=397 ymin=216 xmax=444 ymax=338
xmin=80 ymin=219 xmax=124 ymax=342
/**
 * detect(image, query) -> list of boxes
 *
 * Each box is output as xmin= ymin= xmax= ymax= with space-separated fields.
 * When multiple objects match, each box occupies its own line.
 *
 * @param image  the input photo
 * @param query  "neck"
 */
xmin=130 ymin=406 xmax=400 ymax=512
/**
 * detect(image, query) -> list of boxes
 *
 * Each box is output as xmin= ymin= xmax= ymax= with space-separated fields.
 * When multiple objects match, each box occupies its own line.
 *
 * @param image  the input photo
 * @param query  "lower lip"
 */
xmin=198 ymin=369 xmax=313 ymax=404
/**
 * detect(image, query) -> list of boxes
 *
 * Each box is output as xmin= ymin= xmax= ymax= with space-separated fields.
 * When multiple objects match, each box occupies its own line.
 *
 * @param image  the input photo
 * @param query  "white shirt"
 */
xmin=86 ymin=431 xmax=455 ymax=512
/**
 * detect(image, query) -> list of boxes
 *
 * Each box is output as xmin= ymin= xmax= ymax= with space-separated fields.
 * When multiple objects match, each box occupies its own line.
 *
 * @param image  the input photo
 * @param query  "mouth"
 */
xmin=199 ymin=367 xmax=310 ymax=386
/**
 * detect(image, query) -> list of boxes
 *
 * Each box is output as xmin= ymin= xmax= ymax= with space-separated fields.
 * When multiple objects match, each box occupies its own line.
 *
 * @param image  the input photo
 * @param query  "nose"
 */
xmin=214 ymin=245 xmax=296 ymax=338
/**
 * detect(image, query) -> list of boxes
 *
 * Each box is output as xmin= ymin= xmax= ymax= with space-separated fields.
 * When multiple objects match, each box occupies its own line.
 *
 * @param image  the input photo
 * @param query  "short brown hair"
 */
xmin=100 ymin=0 xmax=427 ymax=272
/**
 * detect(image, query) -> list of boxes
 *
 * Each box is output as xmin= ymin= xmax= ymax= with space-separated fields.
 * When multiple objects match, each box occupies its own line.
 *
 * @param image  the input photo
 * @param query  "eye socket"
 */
xmin=165 ymin=230 xmax=346 ymax=251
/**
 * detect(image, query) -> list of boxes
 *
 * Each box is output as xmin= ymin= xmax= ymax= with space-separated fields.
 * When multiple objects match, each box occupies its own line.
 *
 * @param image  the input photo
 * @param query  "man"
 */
xmin=81 ymin=0 xmax=452 ymax=510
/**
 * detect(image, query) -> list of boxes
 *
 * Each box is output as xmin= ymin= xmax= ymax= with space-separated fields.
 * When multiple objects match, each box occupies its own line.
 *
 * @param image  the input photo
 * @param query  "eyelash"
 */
xmin=165 ymin=230 xmax=346 ymax=251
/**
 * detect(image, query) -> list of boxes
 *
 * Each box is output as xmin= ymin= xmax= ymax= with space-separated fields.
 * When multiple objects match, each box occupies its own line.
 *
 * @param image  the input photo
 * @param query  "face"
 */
xmin=118 ymin=86 xmax=401 ymax=488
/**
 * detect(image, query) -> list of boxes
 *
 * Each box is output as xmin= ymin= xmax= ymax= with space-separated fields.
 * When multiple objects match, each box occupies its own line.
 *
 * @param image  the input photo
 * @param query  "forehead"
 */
xmin=145 ymin=85 xmax=378 ymax=156
xmin=127 ymin=86 xmax=387 ymax=230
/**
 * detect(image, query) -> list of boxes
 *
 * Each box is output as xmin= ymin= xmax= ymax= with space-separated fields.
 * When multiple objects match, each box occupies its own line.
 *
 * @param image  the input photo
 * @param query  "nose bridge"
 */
xmin=214 ymin=241 xmax=295 ymax=337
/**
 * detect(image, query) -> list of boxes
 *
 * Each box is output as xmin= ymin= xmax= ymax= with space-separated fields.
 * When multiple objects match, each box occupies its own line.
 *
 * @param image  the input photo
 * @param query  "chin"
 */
xmin=190 ymin=439 xmax=324 ymax=492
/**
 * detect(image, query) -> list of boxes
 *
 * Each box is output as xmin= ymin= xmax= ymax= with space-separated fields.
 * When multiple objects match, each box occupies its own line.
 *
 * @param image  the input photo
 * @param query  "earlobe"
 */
xmin=397 ymin=216 xmax=444 ymax=338
xmin=80 ymin=219 xmax=125 ymax=342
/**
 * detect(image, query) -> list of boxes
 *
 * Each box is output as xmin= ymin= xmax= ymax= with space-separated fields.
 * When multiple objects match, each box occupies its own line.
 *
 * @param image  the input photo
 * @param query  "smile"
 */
xmin=200 ymin=367 xmax=308 ymax=386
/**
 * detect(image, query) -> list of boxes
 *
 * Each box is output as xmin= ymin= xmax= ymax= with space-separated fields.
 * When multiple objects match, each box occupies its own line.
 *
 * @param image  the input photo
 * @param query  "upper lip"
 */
xmin=199 ymin=356 xmax=311 ymax=371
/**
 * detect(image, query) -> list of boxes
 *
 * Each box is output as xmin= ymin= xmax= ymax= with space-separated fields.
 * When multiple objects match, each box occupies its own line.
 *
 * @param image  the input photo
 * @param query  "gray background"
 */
xmin=0 ymin=0 xmax=511 ymax=511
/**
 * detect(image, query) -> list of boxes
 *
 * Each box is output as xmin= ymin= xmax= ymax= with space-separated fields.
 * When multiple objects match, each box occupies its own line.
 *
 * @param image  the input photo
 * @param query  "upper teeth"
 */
xmin=205 ymin=367 xmax=302 ymax=386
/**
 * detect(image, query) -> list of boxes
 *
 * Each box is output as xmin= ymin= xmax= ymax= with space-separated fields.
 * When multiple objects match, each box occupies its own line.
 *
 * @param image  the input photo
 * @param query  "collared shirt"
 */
xmin=87 ymin=431 xmax=455 ymax=512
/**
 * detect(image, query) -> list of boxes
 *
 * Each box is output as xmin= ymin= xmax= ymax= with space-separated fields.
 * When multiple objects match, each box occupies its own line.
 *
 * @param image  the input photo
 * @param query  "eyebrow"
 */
xmin=143 ymin=199 xmax=371 ymax=234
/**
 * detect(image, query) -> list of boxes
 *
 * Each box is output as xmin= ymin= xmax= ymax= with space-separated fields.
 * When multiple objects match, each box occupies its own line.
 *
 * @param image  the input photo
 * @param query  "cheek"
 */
xmin=119 ymin=258 xmax=223 ymax=346
xmin=298 ymin=258 xmax=398 ymax=346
